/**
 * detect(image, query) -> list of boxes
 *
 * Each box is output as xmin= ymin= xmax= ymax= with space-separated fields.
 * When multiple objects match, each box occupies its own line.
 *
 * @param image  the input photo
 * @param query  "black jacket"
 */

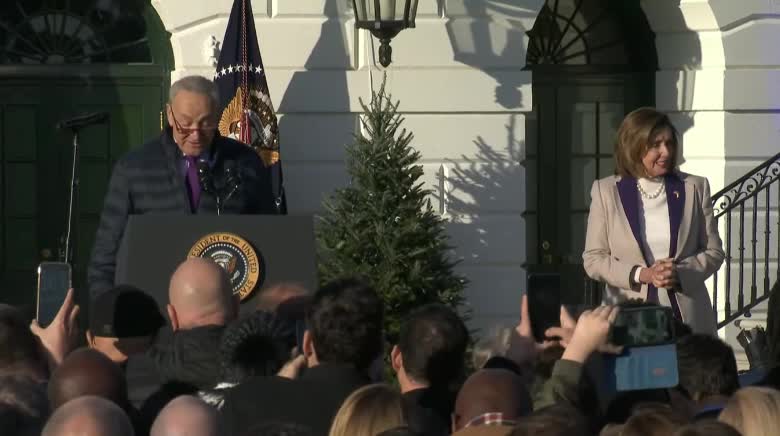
xmin=88 ymin=130 xmax=276 ymax=297
xmin=147 ymin=325 xmax=225 ymax=389
xmin=402 ymin=387 xmax=455 ymax=436
xmin=125 ymin=325 xmax=225 ymax=431
xmin=221 ymin=364 xmax=369 ymax=436
xmin=125 ymin=325 xmax=225 ymax=405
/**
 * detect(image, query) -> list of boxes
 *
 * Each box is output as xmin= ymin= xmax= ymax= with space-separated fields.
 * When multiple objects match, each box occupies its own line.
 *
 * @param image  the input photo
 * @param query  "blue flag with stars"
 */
xmin=214 ymin=0 xmax=286 ymax=214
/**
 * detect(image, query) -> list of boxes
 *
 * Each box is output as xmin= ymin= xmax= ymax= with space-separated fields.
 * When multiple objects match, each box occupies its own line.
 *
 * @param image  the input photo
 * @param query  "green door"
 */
xmin=526 ymin=74 xmax=649 ymax=302
xmin=0 ymin=0 xmax=172 ymax=313
xmin=0 ymin=70 xmax=166 ymax=310
xmin=524 ymin=0 xmax=657 ymax=304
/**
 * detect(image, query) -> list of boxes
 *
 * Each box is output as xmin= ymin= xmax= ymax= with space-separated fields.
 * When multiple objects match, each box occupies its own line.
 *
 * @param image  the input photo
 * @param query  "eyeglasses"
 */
xmin=169 ymin=108 xmax=217 ymax=136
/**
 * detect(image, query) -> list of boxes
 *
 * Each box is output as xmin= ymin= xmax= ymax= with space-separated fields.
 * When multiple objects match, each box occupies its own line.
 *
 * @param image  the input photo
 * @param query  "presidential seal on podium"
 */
xmin=188 ymin=232 xmax=262 ymax=301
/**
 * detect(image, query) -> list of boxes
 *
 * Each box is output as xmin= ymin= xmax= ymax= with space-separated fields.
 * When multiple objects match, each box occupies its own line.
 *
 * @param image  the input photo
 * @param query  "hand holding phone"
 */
xmin=30 ymin=286 xmax=80 ymax=367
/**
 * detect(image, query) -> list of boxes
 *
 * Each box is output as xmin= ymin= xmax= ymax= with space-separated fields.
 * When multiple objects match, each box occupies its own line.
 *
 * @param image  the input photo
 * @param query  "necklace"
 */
xmin=637 ymin=179 xmax=665 ymax=199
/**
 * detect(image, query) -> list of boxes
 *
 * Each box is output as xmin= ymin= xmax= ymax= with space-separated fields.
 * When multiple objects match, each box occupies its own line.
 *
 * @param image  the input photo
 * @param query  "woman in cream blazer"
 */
xmin=583 ymin=108 xmax=724 ymax=334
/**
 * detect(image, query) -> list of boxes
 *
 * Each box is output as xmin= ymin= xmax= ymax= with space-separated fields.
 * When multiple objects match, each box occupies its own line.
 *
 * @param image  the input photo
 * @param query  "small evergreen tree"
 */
xmin=316 ymin=79 xmax=467 ymax=343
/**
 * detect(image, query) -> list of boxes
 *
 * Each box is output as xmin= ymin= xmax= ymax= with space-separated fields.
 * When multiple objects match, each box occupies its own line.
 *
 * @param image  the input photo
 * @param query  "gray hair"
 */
xmin=169 ymin=76 xmax=220 ymax=109
xmin=472 ymin=325 xmax=515 ymax=370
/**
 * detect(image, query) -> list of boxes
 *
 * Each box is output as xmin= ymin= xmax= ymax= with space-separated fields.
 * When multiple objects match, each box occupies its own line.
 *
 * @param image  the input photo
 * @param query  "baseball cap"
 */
xmin=89 ymin=285 xmax=166 ymax=338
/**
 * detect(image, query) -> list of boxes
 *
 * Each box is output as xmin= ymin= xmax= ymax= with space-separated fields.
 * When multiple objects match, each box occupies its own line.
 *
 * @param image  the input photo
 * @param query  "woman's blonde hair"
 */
xmin=328 ymin=384 xmax=405 ymax=436
xmin=719 ymin=386 xmax=780 ymax=436
xmin=614 ymin=107 xmax=678 ymax=178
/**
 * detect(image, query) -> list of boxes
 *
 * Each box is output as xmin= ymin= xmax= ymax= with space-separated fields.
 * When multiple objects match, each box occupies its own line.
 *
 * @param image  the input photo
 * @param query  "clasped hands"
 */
xmin=639 ymin=258 xmax=679 ymax=289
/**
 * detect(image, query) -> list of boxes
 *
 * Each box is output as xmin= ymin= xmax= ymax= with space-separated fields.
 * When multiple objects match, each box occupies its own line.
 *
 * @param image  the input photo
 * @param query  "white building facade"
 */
xmin=0 ymin=0 xmax=774 ymax=367
xmin=150 ymin=0 xmax=780 ymax=362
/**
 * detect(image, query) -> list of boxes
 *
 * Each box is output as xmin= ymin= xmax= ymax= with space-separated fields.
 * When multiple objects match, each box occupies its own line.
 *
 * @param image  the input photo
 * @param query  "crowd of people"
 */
xmin=1 ymin=255 xmax=779 ymax=436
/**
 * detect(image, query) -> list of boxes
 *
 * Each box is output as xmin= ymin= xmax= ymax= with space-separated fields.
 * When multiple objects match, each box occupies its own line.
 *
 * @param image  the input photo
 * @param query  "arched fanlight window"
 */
xmin=0 ymin=0 xmax=152 ymax=64
xmin=526 ymin=0 xmax=656 ymax=70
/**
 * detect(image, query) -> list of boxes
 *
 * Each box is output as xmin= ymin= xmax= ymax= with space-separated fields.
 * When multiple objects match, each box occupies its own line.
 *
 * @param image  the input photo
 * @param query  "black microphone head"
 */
xmin=196 ymin=158 xmax=210 ymax=174
xmin=224 ymin=164 xmax=242 ymax=187
xmin=196 ymin=159 xmax=214 ymax=193
xmin=56 ymin=111 xmax=109 ymax=130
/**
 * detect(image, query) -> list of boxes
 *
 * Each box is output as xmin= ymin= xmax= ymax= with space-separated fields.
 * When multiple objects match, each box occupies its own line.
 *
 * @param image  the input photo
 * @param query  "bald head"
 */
xmin=42 ymin=396 xmax=134 ymax=436
xmin=150 ymin=395 xmax=221 ymax=436
xmin=168 ymin=257 xmax=236 ymax=329
xmin=453 ymin=369 xmax=532 ymax=431
xmin=48 ymin=348 xmax=127 ymax=410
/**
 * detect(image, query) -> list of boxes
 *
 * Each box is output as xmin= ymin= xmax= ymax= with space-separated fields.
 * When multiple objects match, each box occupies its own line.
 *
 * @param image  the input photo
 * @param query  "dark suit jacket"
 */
xmin=220 ymin=364 xmax=369 ymax=436
xmin=402 ymin=387 xmax=455 ymax=436
xmin=88 ymin=130 xmax=276 ymax=296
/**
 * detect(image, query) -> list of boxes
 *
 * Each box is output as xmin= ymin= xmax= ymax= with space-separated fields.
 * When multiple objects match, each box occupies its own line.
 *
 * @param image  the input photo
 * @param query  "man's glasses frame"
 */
xmin=168 ymin=106 xmax=217 ymax=136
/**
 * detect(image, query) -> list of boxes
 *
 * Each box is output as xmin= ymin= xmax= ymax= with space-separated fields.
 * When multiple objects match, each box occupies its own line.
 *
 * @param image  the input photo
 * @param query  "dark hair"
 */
xmin=0 ymin=375 xmax=48 ymax=436
xmin=0 ymin=306 xmax=47 ymax=379
xmin=240 ymin=421 xmax=313 ymax=436
xmin=614 ymin=107 xmax=679 ymax=178
xmin=219 ymin=311 xmax=295 ymax=382
xmin=306 ymin=278 xmax=383 ymax=370
xmin=604 ymin=391 xmax=672 ymax=425
xmin=398 ymin=304 xmax=468 ymax=386
xmin=676 ymin=334 xmax=739 ymax=399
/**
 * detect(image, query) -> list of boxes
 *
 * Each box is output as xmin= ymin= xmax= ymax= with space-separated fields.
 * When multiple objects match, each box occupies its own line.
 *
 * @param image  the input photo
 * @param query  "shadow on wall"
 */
xmin=437 ymin=1 xmax=539 ymax=329
xmin=641 ymin=0 xmax=702 ymax=166
xmin=277 ymin=0 xmax=356 ymax=213
xmin=445 ymin=0 xmax=541 ymax=109
xmin=431 ymin=115 xmax=527 ymax=331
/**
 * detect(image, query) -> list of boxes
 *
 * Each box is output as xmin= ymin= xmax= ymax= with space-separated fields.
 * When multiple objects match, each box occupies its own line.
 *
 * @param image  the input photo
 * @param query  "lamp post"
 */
xmin=352 ymin=0 xmax=419 ymax=67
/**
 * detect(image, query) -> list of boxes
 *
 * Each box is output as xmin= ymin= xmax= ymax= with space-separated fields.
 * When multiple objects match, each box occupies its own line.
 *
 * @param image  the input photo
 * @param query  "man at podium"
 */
xmin=88 ymin=76 xmax=276 ymax=297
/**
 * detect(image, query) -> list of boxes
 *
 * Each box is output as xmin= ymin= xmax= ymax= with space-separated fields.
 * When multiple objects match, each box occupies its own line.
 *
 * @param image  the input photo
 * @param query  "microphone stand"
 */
xmin=61 ymin=129 xmax=80 ymax=264
xmin=56 ymin=112 xmax=108 ymax=264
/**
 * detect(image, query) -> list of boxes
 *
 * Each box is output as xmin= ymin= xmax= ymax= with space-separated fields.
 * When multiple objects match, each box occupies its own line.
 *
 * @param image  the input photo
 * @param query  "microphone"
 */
xmin=56 ymin=112 xmax=109 ymax=130
xmin=196 ymin=159 xmax=215 ymax=194
xmin=224 ymin=165 xmax=242 ymax=190
xmin=222 ymin=164 xmax=242 ymax=205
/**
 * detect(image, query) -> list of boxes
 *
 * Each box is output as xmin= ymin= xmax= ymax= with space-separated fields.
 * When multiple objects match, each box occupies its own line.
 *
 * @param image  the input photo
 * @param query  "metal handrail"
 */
xmin=712 ymin=153 xmax=780 ymax=329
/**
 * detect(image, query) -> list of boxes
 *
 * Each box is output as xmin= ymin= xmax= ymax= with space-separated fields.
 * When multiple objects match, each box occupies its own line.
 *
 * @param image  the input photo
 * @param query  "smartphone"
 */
xmin=526 ymin=273 xmax=561 ymax=342
xmin=609 ymin=306 xmax=675 ymax=347
xmin=36 ymin=262 xmax=72 ymax=327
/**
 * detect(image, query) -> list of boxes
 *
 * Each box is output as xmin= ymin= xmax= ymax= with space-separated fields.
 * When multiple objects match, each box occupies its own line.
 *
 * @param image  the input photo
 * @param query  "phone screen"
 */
xmin=610 ymin=306 xmax=675 ymax=347
xmin=527 ymin=273 xmax=561 ymax=342
xmin=37 ymin=262 xmax=72 ymax=327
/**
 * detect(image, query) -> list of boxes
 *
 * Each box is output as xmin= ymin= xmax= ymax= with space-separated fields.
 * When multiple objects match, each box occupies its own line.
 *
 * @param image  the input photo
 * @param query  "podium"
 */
xmin=114 ymin=215 xmax=318 ymax=313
